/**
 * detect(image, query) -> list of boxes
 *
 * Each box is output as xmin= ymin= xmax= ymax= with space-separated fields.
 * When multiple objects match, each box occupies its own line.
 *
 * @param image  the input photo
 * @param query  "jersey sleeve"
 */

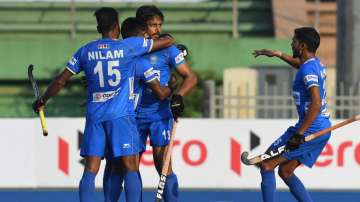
xmin=136 ymin=58 xmax=158 ymax=83
xmin=302 ymin=63 xmax=320 ymax=89
xmin=168 ymin=45 xmax=185 ymax=69
xmin=124 ymin=37 xmax=154 ymax=57
xmin=66 ymin=47 xmax=84 ymax=74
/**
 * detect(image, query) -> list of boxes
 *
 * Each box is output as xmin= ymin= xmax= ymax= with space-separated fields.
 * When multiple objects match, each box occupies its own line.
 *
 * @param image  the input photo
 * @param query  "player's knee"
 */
xmin=111 ymin=164 xmax=124 ymax=175
xmin=278 ymin=166 xmax=293 ymax=180
xmin=259 ymin=162 xmax=274 ymax=171
xmin=84 ymin=158 xmax=101 ymax=174
xmin=85 ymin=164 xmax=100 ymax=174
xmin=121 ymin=156 xmax=139 ymax=172
xmin=122 ymin=162 xmax=138 ymax=172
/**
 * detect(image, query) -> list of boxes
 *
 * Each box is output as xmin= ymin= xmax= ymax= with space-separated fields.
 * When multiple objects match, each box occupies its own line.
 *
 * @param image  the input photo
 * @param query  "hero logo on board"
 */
xmin=140 ymin=139 xmax=208 ymax=167
xmin=57 ymin=128 xmax=360 ymax=177
xmin=57 ymin=130 xmax=85 ymax=176
xmin=58 ymin=137 xmax=69 ymax=175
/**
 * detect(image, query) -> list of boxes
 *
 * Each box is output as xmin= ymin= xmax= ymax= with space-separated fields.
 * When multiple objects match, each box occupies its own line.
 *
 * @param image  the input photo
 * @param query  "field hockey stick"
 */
xmin=155 ymin=120 xmax=178 ymax=202
xmin=241 ymin=114 xmax=360 ymax=165
xmin=28 ymin=64 xmax=48 ymax=136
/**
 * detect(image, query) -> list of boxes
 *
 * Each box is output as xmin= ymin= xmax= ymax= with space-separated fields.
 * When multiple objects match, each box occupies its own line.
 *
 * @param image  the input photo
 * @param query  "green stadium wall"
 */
xmin=0 ymin=0 xmax=292 ymax=117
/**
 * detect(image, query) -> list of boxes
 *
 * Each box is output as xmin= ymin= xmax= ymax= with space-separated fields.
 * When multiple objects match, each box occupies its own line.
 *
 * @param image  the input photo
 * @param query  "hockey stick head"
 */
xmin=28 ymin=64 xmax=40 ymax=99
xmin=27 ymin=64 xmax=48 ymax=136
xmin=241 ymin=151 xmax=252 ymax=165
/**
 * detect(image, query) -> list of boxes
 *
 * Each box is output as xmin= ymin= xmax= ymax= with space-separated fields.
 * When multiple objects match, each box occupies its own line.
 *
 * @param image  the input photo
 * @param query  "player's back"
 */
xmin=66 ymin=37 xmax=153 ymax=122
xmin=136 ymin=45 xmax=184 ymax=121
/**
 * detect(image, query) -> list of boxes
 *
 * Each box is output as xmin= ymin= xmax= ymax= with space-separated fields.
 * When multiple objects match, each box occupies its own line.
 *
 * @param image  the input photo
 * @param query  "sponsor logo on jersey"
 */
xmin=92 ymin=88 xmax=120 ymax=102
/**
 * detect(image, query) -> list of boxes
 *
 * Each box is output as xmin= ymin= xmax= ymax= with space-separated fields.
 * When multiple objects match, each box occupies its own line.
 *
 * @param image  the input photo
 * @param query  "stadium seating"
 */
xmin=0 ymin=0 xmax=279 ymax=117
xmin=0 ymin=1 xmax=272 ymax=34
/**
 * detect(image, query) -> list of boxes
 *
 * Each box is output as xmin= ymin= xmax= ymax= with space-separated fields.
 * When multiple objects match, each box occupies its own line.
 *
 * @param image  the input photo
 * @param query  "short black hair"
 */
xmin=121 ymin=17 xmax=147 ymax=39
xmin=94 ymin=7 xmax=119 ymax=34
xmin=294 ymin=27 xmax=320 ymax=53
xmin=136 ymin=5 xmax=164 ymax=23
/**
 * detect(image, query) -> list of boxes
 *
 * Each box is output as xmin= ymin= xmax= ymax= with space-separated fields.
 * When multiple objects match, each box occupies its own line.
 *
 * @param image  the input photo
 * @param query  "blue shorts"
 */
xmin=269 ymin=121 xmax=331 ymax=168
xmin=136 ymin=118 xmax=173 ymax=152
xmin=80 ymin=115 xmax=140 ymax=159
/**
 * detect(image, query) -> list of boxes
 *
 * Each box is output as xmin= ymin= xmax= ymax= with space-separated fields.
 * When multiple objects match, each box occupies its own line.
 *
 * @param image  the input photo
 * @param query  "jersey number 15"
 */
xmin=94 ymin=60 xmax=121 ymax=88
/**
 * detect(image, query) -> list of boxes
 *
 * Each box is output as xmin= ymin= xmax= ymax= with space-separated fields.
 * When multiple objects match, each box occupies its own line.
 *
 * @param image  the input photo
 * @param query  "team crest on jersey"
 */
xmin=98 ymin=44 xmax=109 ymax=49
xmin=150 ymin=55 xmax=158 ymax=64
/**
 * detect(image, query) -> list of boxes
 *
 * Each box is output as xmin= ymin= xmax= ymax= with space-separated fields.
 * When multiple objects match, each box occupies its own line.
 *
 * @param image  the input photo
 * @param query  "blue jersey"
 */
xmin=133 ymin=57 xmax=158 ymax=110
xmin=292 ymin=57 xmax=330 ymax=129
xmin=66 ymin=37 xmax=153 ymax=122
xmin=135 ymin=45 xmax=185 ymax=121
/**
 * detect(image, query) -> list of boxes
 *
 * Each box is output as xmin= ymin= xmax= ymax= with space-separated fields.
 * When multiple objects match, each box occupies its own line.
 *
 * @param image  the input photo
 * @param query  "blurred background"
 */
xmin=0 ymin=0 xmax=359 ymax=201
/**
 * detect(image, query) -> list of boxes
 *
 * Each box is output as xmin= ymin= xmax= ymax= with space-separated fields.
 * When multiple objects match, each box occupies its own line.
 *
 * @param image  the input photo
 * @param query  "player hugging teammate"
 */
xmin=32 ymin=6 xmax=197 ymax=202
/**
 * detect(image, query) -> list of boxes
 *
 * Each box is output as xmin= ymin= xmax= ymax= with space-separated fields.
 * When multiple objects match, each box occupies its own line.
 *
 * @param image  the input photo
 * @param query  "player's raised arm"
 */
xmin=150 ymin=34 xmax=175 ymax=52
xmin=121 ymin=17 xmax=174 ymax=56
xmin=253 ymin=49 xmax=301 ymax=69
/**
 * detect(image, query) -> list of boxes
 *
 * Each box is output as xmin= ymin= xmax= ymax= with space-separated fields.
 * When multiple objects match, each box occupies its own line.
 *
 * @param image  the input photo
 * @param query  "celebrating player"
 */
xmin=102 ymin=17 xmax=176 ymax=202
xmin=136 ymin=5 xmax=197 ymax=202
xmin=102 ymin=5 xmax=197 ymax=202
xmin=253 ymin=27 xmax=331 ymax=202
xmin=32 ymin=7 xmax=175 ymax=202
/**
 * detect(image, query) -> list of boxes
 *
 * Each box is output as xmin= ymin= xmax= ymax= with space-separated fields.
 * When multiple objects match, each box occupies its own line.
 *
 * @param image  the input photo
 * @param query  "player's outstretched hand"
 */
xmin=253 ymin=49 xmax=282 ymax=58
xmin=32 ymin=97 xmax=45 ymax=114
xmin=176 ymin=44 xmax=189 ymax=58
xmin=171 ymin=94 xmax=184 ymax=122
xmin=286 ymin=132 xmax=305 ymax=150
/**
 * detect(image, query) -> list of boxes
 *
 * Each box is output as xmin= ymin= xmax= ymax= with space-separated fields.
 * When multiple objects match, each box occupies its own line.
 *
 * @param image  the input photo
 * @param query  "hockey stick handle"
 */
xmin=305 ymin=114 xmax=360 ymax=141
xmin=155 ymin=120 xmax=178 ymax=201
xmin=39 ymin=110 xmax=48 ymax=136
